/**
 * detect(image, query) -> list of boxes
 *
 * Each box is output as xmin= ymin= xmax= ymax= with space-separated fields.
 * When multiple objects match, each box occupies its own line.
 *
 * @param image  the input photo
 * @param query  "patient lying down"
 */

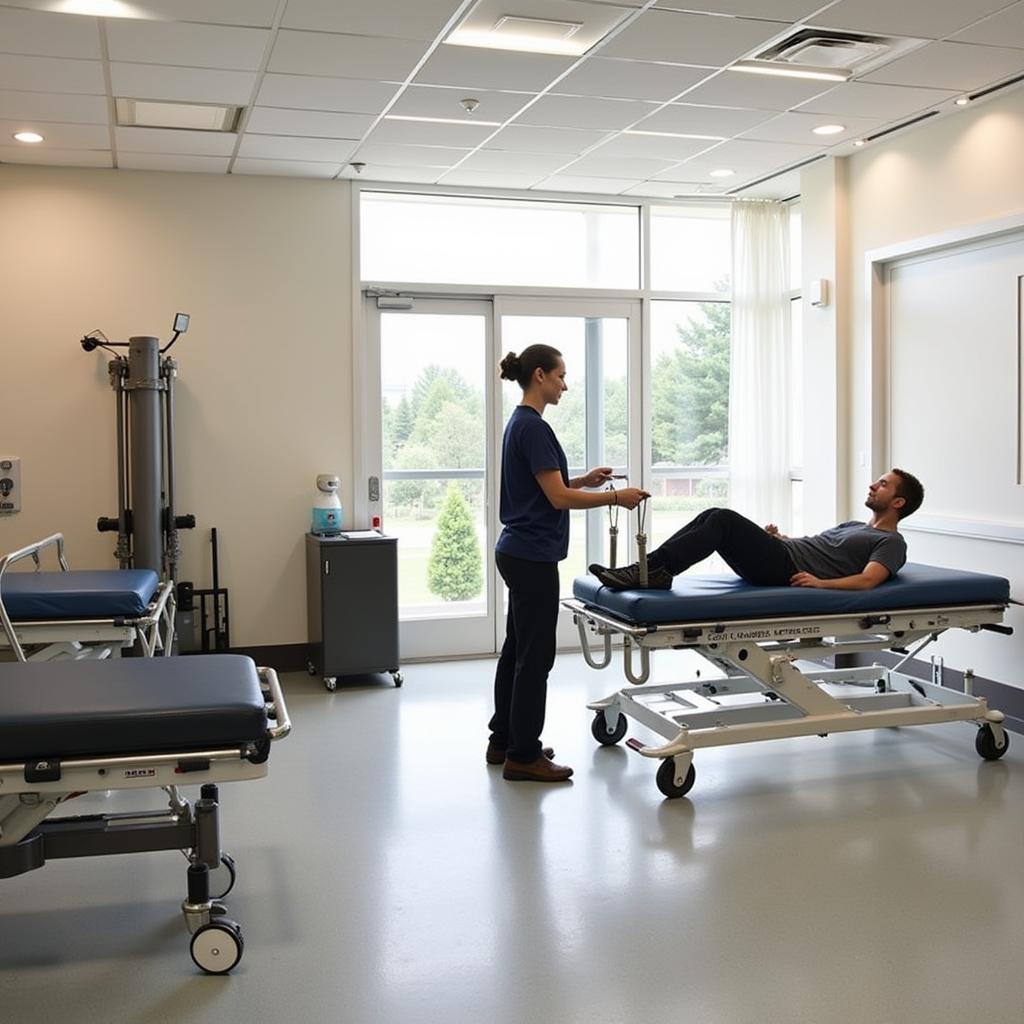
xmin=589 ymin=468 xmax=923 ymax=593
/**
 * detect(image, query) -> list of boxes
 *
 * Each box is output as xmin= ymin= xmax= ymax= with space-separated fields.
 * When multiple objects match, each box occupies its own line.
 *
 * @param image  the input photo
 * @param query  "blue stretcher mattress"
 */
xmin=572 ymin=563 xmax=1011 ymax=626
xmin=0 ymin=655 xmax=267 ymax=761
xmin=0 ymin=569 xmax=160 ymax=620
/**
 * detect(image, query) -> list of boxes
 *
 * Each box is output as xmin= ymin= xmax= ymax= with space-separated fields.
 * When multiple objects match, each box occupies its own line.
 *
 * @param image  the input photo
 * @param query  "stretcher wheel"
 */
xmin=656 ymin=758 xmax=696 ymax=799
xmin=976 ymin=724 xmax=1010 ymax=761
xmin=209 ymin=853 xmax=236 ymax=900
xmin=190 ymin=919 xmax=244 ymax=974
xmin=591 ymin=711 xmax=627 ymax=746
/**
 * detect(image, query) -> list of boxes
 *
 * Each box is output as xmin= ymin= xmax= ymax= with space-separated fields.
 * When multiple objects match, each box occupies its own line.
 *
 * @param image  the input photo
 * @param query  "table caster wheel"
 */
xmin=976 ymin=723 xmax=1009 ymax=761
xmin=392 ymin=671 xmax=403 ymax=688
xmin=209 ymin=853 xmax=236 ymax=900
xmin=656 ymin=758 xmax=696 ymax=799
xmin=591 ymin=711 xmax=627 ymax=746
xmin=324 ymin=677 xmax=337 ymax=692
xmin=190 ymin=919 xmax=244 ymax=974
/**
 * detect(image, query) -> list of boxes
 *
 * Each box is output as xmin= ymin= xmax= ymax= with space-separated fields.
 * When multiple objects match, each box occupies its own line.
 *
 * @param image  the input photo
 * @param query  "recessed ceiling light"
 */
xmin=384 ymin=114 xmax=502 ymax=127
xmin=813 ymin=124 xmax=846 ymax=135
xmin=625 ymin=129 xmax=726 ymax=141
xmin=709 ymin=168 xmax=734 ymax=178
xmin=852 ymin=139 xmax=866 ymax=147
xmin=955 ymin=96 xmax=970 ymax=106
xmin=448 ymin=14 xmax=585 ymax=55
xmin=49 ymin=0 xmax=148 ymax=15
xmin=13 ymin=131 xmax=44 ymax=143
xmin=730 ymin=60 xmax=851 ymax=82
xmin=116 ymin=97 xmax=241 ymax=132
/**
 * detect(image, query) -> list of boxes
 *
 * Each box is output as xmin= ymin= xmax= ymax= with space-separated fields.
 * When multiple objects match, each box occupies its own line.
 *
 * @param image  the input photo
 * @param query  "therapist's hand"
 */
xmin=790 ymin=571 xmax=824 ymax=588
xmin=579 ymin=466 xmax=613 ymax=488
xmin=613 ymin=487 xmax=649 ymax=510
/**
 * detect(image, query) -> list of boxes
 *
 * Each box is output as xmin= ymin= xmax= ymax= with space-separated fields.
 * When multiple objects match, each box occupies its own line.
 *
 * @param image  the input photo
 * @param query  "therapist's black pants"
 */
xmin=649 ymin=508 xmax=795 ymax=586
xmin=490 ymin=551 xmax=560 ymax=763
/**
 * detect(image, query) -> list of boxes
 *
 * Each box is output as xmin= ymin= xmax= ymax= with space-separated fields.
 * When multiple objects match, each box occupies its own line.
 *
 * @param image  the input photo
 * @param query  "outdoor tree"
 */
xmin=427 ymin=484 xmax=483 ymax=601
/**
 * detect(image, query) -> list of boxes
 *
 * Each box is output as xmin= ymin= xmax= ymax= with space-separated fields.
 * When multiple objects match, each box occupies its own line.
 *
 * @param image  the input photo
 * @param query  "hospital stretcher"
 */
xmin=0 ymin=654 xmax=290 ymax=973
xmin=0 ymin=533 xmax=174 ymax=661
xmin=564 ymin=563 xmax=1013 ymax=798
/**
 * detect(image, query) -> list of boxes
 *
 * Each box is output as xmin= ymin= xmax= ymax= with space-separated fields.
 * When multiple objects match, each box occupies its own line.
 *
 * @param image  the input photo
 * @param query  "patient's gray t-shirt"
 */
xmin=783 ymin=521 xmax=907 ymax=580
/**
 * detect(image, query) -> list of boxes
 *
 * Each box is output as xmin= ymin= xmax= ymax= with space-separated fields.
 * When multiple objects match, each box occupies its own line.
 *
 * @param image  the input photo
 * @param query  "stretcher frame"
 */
xmin=564 ymin=596 xmax=1011 ymax=798
xmin=0 ymin=665 xmax=291 ymax=973
xmin=0 ymin=533 xmax=175 ymax=662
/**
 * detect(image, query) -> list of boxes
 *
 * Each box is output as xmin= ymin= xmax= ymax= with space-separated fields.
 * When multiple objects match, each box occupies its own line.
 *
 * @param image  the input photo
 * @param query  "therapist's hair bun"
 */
xmin=499 ymin=351 xmax=522 ymax=381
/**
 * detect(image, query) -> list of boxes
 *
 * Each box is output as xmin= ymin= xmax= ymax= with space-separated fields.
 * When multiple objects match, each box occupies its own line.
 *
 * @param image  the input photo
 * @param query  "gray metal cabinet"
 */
xmin=305 ymin=532 xmax=401 ymax=691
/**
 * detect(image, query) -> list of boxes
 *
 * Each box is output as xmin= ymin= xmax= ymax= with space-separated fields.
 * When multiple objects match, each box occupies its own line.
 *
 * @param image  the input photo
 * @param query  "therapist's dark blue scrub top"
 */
xmin=496 ymin=405 xmax=569 ymax=562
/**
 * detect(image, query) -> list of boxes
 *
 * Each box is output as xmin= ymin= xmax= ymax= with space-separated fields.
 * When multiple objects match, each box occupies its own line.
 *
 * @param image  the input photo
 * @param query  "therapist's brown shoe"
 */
xmin=487 ymin=743 xmax=555 ymax=765
xmin=502 ymin=756 xmax=574 ymax=782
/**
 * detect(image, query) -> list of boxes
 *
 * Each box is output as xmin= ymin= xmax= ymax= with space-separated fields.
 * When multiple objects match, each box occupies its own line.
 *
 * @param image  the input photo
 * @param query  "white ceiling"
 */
xmin=1 ymin=0 xmax=1023 ymax=199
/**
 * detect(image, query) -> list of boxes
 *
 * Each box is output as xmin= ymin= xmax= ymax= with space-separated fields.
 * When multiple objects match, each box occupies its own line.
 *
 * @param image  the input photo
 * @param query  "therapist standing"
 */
xmin=489 ymin=344 xmax=648 ymax=782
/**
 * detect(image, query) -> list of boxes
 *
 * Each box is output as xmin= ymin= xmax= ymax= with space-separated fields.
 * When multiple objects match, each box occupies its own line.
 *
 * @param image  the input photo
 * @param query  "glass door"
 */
xmin=495 ymin=297 xmax=642 ymax=647
xmin=366 ymin=297 xmax=496 ymax=658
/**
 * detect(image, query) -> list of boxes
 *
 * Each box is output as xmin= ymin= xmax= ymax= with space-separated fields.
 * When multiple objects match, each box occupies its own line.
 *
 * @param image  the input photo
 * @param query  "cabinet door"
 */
xmin=322 ymin=544 xmax=398 ymax=676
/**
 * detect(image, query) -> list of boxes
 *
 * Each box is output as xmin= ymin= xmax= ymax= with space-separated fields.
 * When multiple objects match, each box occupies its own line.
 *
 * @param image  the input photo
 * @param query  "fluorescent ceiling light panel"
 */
xmin=626 ymin=129 xmax=725 ymax=141
xmin=446 ymin=1 xmax=631 ymax=56
xmin=709 ymin=168 xmax=734 ymax=177
xmin=812 ymin=124 xmax=845 ymax=135
xmin=385 ymin=114 xmax=503 ymax=127
xmin=730 ymin=60 xmax=851 ymax=82
xmin=14 ymin=131 xmax=44 ymax=143
xmin=49 ymin=0 xmax=152 ymax=16
xmin=116 ymin=98 xmax=240 ymax=131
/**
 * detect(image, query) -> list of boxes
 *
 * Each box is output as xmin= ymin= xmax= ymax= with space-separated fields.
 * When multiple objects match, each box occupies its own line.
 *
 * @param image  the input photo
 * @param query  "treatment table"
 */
xmin=565 ymin=563 xmax=1012 ymax=798
xmin=0 ymin=654 xmax=290 ymax=973
xmin=0 ymin=533 xmax=174 ymax=661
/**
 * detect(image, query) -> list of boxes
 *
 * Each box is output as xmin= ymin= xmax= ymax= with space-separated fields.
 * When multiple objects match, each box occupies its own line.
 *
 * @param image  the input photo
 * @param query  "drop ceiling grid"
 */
xmin=0 ymin=0 xmax=1021 ymax=198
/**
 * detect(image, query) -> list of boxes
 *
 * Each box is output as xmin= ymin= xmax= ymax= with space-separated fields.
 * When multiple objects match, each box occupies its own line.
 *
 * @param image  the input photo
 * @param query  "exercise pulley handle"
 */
xmin=636 ymin=497 xmax=649 ymax=588
xmin=606 ymin=482 xmax=620 ymax=568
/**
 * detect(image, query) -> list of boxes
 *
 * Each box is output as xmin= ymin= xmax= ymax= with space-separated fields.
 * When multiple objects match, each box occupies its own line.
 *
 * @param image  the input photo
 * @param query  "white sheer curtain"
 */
xmin=728 ymin=200 xmax=792 ymax=529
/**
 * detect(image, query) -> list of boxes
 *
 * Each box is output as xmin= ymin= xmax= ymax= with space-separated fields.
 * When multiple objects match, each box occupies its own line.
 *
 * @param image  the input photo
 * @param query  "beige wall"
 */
xmin=0 ymin=166 xmax=353 ymax=647
xmin=801 ymin=89 xmax=1024 ymax=685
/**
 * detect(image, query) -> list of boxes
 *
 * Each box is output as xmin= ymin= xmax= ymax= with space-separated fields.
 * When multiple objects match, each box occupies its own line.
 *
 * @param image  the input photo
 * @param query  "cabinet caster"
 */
xmin=391 ymin=671 xmax=403 ymax=688
xmin=324 ymin=677 xmax=337 ymax=692
xmin=190 ymin=919 xmax=244 ymax=974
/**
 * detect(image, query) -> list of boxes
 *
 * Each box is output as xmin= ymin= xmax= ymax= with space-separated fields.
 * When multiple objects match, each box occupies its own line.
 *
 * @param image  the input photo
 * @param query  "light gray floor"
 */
xmin=1 ymin=653 xmax=1023 ymax=1024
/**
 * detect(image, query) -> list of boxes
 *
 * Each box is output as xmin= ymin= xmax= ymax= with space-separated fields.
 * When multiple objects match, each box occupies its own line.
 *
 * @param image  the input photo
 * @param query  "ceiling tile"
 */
xmin=740 ymin=110 xmax=880 ymax=145
xmin=269 ymin=31 xmax=427 ymax=81
xmin=390 ymin=85 xmax=530 ymax=122
xmin=118 ymin=153 xmax=231 ymax=173
xmin=796 ymin=82 xmax=957 ymax=119
xmin=110 ymin=63 xmax=256 ymax=105
xmin=554 ymin=57 xmax=711 ymax=102
xmin=809 ymin=0 xmax=1013 ymax=40
xmin=246 ymin=107 xmax=373 ymax=138
xmin=115 ymin=126 xmax=237 ymax=156
xmin=354 ymin=141 xmax=471 ymax=167
xmin=109 ymin=1 xmax=280 ymax=27
xmin=953 ymin=3 xmax=1024 ymax=49
xmin=656 ymin=137 xmax=818 ymax=179
xmin=656 ymin=1 xmax=822 ymax=16
xmin=0 ymin=118 xmax=107 ymax=148
xmin=440 ymin=169 xmax=547 ymax=189
xmin=283 ymin=0 xmax=461 ymax=41
xmin=0 ymin=145 xmax=111 ymax=167
xmin=414 ymin=47 xmax=574 ymax=91
xmin=594 ymin=131 xmax=716 ymax=160
xmin=621 ymin=180 xmax=703 ymax=197
xmin=733 ymin=168 xmax=801 ymax=199
xmin=0 ymin=55 xmax=104 ymax=94
xmin=636 ymin=103 xmax=773 ymax=137
xmin=485 ymin=124 xmax=613 ymax=153
xmin=257 ymin=75 xmax=399 ymax=114
xmin=105 ymin=21 xmax=270 ymax=72
xmin=538 ymin=174 xmax=639 ymax=193
xmin=232 ymin=157 xmax=341 ymax=177
xmin=459 ymin=149 xmax=572 ymax=174
xmin=601 ymin=10 xmax=787 ymax=66
xmin=676 ymin=71 xmax=834 ymax=112
xmin=0 ymin=7 xmax=101 ymax=59
xmin=348 ymin=165 xmax=443 ymax=182
xmin=862 ymin=41 xmax=1024 ymax=91
xmin=514 ymin=94 xmax=658 ymax=130
xmin=562 ymin=153 xmax=677 ymax=177
xmin=237 ymin=133 xmax=358 ymax=161
xmin=368 ymin=119 xmax=496 ymax=147
xmin=0 ymin=90 xmax=108 ymax=124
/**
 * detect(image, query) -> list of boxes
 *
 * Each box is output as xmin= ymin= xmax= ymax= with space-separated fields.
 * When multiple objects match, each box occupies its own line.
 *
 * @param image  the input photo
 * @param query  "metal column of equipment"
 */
xmin=81 ymin=314 xmax=195 ymax=582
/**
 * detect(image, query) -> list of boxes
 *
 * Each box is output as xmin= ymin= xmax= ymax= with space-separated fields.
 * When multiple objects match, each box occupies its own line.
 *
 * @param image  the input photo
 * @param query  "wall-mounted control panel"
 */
xmin=0 ymin=456 xmax=21 ymax=513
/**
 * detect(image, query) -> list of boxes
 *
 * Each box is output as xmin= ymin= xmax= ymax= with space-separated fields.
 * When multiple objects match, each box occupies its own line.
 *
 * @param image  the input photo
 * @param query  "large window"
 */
xmin=650 ymin=204 xmax=730 ymax=293
xmin=361 ymin=192 xmax=640 ymax=289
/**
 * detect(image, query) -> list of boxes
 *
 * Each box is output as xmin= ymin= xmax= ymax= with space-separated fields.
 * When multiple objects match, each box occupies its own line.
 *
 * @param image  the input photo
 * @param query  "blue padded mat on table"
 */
xmin=0 ymin=655 xmax=267 ymax=760
xmin=571 ymin=563 xmax=1010 ymax=626
xmin=0 ymin=570 xmax=160 ymax=619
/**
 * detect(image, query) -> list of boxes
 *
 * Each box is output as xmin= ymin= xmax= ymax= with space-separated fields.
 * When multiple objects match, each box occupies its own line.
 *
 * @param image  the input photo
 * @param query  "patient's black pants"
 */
xmin=490 ymin=551 xmax=559 ymax=763
xmin=649 ymin=508 xmax=796 ymax=586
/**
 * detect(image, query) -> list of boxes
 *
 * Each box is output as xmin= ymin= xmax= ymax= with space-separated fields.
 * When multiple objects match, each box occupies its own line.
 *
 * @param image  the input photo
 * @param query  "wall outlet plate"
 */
xmin=0 ymin=456 xmax=21 ymax=513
